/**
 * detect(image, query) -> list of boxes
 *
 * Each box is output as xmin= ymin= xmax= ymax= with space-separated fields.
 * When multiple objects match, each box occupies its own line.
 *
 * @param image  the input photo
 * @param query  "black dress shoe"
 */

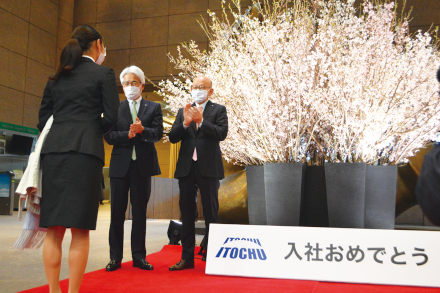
xmin=106 ymin=260 xmax=121 ymax=272
xmin=133 ymin=259 xmax=154 ymax=270
xmin=169 ymin=259 xmax=195 ymax=271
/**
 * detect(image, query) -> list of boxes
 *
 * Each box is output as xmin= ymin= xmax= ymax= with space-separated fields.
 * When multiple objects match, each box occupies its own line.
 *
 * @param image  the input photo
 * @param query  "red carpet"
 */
xmin=19 ymin=245 xmax=440 ymax=293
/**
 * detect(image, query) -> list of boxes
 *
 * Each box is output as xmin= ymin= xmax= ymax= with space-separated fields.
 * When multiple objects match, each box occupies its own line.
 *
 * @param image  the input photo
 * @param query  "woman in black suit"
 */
xmin=37 ymin=25 xmax=119 ymax=293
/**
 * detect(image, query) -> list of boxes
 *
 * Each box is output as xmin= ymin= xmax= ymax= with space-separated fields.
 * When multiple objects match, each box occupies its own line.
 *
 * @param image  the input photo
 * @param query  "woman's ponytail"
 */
xmin=50 ymin=38 xmax=83 ymax=81
xmin=50 ymin=25 xmax=102 ymax=81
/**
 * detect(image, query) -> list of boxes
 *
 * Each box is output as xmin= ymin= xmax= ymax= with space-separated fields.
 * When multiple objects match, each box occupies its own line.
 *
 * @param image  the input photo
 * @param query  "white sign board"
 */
xmin=206 ymin=224 xmax=440 ymax=287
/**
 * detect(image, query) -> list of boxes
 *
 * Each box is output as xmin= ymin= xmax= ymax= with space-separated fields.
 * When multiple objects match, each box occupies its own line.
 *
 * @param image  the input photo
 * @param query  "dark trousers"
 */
xmin=109 ymin=160 xmax=151 ymax=261
xmin=178 ymin=160 xmax=220 ymax=261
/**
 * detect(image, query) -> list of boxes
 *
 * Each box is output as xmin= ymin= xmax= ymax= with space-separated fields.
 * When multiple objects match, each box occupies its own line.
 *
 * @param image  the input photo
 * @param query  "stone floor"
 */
xmin=0 ymin=203 xmax=202 ymax=293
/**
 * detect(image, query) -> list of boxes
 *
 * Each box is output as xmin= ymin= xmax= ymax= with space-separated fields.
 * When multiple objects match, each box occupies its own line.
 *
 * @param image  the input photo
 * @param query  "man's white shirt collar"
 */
xmin=130 ymin=96 xmax=143 ymax=104
xmin=197 ymin=99 xmax=209 ymax=111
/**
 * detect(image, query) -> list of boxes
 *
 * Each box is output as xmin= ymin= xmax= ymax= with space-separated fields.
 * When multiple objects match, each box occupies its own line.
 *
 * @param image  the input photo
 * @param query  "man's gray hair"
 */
xmin=120 ymin=65 xmax=145 ymax=85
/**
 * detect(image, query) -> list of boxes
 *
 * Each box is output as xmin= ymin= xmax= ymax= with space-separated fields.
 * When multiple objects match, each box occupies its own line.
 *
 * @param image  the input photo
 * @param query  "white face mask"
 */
xmin=191 ymin=89 xmax=208 ymax=104
xmin=96 ymin=46 xmax=106 ymax=65
xmin=123 ymin=86 xmax=142 ymax=101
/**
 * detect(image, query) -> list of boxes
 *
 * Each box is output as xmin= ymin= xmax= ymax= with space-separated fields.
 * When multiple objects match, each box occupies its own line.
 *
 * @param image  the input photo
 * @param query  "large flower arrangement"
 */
xmin=156 ymin=0 xmax=440 ymax=166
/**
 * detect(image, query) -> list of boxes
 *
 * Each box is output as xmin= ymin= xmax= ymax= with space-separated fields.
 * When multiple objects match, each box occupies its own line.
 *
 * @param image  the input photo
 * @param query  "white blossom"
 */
xmin=156 ymin=0 xmax=440 ymax=166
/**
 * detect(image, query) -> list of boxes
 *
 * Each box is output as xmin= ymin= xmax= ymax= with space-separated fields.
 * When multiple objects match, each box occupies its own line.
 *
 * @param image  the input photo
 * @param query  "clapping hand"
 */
xmin=189 ymin=106 xmax=203 ymax=124
xmin=183 ymin=103 xmax=193 ymax=127
xmin=130 ymin=117 xmax=143 ymax=134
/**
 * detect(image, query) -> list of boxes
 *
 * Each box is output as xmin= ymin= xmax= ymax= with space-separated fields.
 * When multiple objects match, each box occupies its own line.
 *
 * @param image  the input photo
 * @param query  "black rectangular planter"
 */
xmin=246 ymin=165 xmax=266 ymax=225
xmin=300 ymin=166 xmax=329 ymax=227
xmin=264 ymin=163 xmax=305 ymax=226
xmin=365 ymin=165 xmax=397 ymax=229
xmin=246 ymin=162 xmax=397 ymax=230
xmin=325 ymin=163 xmax=366 ymax=228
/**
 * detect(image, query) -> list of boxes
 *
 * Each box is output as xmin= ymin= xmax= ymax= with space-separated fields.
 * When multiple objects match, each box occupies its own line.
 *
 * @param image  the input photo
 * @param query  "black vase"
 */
xmin=264 ymin=163 xmax=305 ymax=226
xmin=325 ymin=163 xmax=366 ymax=228
xmin=246 ymin=165 xmax=266 ymax=225
xmin=300 ymin=166 xmax=329 ymax=227
xmin=364 ymin=165 xmax=397 ymax=229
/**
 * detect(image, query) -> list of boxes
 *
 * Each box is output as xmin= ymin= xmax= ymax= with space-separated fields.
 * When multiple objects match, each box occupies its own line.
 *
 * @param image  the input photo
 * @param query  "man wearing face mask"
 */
xmin=169 ymin=76 xmax=228 ymax=270
xmin=104 ymin=65 xmax=163 ymax=271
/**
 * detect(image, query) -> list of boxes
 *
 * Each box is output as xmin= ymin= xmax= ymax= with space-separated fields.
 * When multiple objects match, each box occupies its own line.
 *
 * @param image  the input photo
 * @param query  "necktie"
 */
xmin=131 ymin=100 xmax=137 ymax=160
xmin=192 ymin=123 xmax=198 ymax=161
xmin=192 ymin=104 xmax=203 ymax=161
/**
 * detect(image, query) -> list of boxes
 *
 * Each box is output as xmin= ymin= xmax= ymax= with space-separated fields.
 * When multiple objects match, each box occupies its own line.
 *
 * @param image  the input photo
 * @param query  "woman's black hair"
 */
xmin=50 ymin=25 xmax=103 ymax=81
xmin=437 ymin=68 xmax=440 ymax=83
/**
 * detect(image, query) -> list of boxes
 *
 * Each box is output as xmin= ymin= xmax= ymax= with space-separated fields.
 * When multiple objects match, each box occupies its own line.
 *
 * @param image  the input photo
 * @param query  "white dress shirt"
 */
xmin=129 ymin=95 xmax=142 ymax=118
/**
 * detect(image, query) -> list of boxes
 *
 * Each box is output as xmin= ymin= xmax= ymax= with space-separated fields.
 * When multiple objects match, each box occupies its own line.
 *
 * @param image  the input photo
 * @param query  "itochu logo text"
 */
xmin=215 ymin=237 xmax=267 ymax=260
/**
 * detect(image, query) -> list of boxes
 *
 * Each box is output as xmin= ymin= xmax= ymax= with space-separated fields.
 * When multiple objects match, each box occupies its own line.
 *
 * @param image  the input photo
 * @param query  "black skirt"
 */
xmin=39 ymin=152 xmax=103 ymax=230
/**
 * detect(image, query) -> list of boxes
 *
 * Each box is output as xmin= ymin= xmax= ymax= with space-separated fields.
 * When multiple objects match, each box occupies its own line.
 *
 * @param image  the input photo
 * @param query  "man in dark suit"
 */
xmin=168 ymin=76 xmax=228 ymax=270
xmin=104 ymin=66 xmax=163 ymax=271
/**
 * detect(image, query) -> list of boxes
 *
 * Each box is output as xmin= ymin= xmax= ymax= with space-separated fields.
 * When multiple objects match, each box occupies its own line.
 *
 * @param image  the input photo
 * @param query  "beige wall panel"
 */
xmin=96 ymin=0 xmax=132 ymax=23
xmin=143 ymin=92 xmax=165 ymax=102
xmin=144 ymin=91 xmax=164 ymax=102
xmin=210 ymin=7 xmax=240 ymax=25
xmin=168 ymin=12 xmax=209 ymax=45
xmin=156 ymin=148 xmax=170 ymax=165
xmin=132 ymin=0 xmax=169 ymax=19
xmin=73 ymin=0 xmax=97 ymax=26
xmin=157 ymin=165 xmax=170 ymax=179
xmin=172 ymin=179 xmax=180 ymax=219
xmin=156 ymin=139 xmax=170 ymax=179
xmin=152 ymin=177 xmax=173 ymax=218
xmin=0 ymin=9 xmax=29 ymax=56
xmin=104 ymin=151 xmax=111 ymax=167
xmin=24 ymin=59 xmax=54 ymax=96
xmin=0 ymin=47 xmax=27 ymax=91
xmin=23 ymin=93 xmax=42 ymax=128
xmin=0 ymin=0 xmax=31 ymax=21
xmin=409 ymin=26 xmax=439 ymax=37
xmin=208 ymin=0 xmax=252 ymax=11
xmin=104 ymin=49 xmax=130 ymax=85
xmin=96 ymin=20 xmax=131 ymax=50
xmin=57 ymin=19 xmax=72 ymax=49
xmin=59 ymin=0 xmax=74 ymax=25
xmin=0 ymin=85 xmax=25 ymax=125
xmin=131 ymin=16 xmax=168 ymax=48
xmin=155 ymin=140 xmax=170 ymax=149
xmin=130 ymin=46 xmax=168 ymax=79
xmin=104 ymin=139 xmax=112 ymax=168
xmin=399 ymin=0 xmax=440 ymax=27
xmin=167 ymin=42 xmax=208 ymax=76
xmin=169 ymin=0 xmax=208 ymax=15
xmin=27 ymin=25 xmax=57 ymax=67
xmin=56 ymin=48 xmax=61 ymax=69
xmin=104 ymin=139 xmax=112 ymax=150
xmin=30 ymin=0 xmax=59 ymax=36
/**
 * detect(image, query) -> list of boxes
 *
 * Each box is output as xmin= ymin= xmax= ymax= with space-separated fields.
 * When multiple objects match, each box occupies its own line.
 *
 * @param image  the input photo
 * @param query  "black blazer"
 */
xmin=38 ymin=57 xmax=120 ymax=163
xmin=104 ymin=98 xmax=163 ymax=178
xmin=416 ymin=145 xmax=440 ymax=226
xmin=169 ymin=100 xmax=228 ymax=179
